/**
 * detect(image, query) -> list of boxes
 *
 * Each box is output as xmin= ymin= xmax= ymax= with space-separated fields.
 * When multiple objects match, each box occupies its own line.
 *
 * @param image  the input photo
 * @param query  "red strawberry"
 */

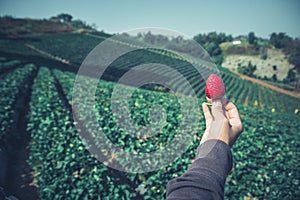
xmin=205 ymin=74 xmax=226 ymax=99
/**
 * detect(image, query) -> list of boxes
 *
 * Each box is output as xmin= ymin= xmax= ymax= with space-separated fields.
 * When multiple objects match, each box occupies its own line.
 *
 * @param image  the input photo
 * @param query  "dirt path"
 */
xmin=25 ymin=43 xmax=72 ymax=66
xmin=6 ymin=134 xmax=39 ymax=200
xmin=239 ymin=74 xmax=300 ymax=99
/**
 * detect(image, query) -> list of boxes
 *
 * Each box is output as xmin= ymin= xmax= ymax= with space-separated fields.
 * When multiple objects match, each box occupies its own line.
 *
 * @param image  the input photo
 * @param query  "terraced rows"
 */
xmin=222 ymin=73 xmax=300 ymax=114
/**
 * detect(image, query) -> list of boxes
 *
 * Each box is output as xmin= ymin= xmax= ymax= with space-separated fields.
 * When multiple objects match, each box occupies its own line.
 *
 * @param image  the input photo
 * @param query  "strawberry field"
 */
xmin=0 ymin=32 xmax=299 ymax=199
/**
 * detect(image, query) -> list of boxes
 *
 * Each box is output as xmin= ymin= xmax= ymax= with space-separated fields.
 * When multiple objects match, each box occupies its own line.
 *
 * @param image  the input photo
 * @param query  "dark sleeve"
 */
xmin=166 ymin=140 xmax=232 ymax=200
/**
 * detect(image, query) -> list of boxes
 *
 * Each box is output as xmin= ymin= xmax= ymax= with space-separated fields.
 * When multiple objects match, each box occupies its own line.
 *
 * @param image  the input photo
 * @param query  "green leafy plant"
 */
xmin=0 ymin=63 xmax=36 ymax=152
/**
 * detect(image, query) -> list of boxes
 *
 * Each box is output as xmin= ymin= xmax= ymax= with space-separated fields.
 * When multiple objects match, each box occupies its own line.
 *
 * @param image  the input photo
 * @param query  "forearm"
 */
xmin=166 ymin=140 xmax=232 ymax=200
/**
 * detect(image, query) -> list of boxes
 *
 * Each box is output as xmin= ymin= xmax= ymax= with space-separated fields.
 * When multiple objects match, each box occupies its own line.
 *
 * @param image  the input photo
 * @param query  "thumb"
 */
xmin=211 ymin=100 xmax=225 ymax=120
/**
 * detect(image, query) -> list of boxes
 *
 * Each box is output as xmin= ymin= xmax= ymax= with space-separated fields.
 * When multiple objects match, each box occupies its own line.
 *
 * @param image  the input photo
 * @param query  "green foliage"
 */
xmin=50 ymin=13 xmax=73 ymax=23
xmin=237 ymin=61 xmax=257 ymax=77
xmin=225 ymin=107 xmax=300 ymax=199
xmin=0 ymin=64 xmax=36 ymax=151
xmin=284 ymin=38 xmax=300 ymax=69
xmin=194 ymin=32 xmax=233 ymax=44
xmin=283 ymin=69 xmax=296 ymax=83
xmin=28 ymin=67 xmax=139 ymax=199
xmin=260 ymin=47 xmax=268 ymax=60
xmin=272 ymin=74 xmax=277 ymax=82
xmin=283 ymin=38 xmax=300 ymax=91
xmin=248 ymin=32 xmax=257 ymax=45
xmin=204 ymin=41 xmax=222 ymax=56
xmin=270 ymin=32 xmax=292 ymax=49
xmin=193 ymin=32 xmax=232 ymax=65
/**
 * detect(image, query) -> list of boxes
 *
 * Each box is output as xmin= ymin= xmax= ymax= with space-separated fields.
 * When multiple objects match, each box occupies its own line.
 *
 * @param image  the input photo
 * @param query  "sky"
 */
xmin=1 ymin=0 xmax=299 ymax=39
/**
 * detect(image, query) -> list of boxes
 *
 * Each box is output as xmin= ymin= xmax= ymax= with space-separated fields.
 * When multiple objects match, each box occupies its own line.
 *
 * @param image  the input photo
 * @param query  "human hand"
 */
xmin=200 ymin=100 xmax=243 ymax=147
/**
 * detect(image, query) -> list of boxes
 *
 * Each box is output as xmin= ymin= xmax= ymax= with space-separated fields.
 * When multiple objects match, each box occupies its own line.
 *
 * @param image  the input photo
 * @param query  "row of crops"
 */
xmin=9 ymin=66 xmax=294 ymax=199
xmin=0 ymin=63 xmax=37 ymax=152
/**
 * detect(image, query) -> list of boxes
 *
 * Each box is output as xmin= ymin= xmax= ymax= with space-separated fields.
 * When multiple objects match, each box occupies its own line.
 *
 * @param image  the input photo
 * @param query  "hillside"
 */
xmin=0 ymin=17 xmax=73 ymax=37
xmin=0 ymin=15 xmax=102 ymax=38
xmin=222 ymin=47 xmax=294 ymax=80
xmin=221 ymin=41 xmax=294 ymax=81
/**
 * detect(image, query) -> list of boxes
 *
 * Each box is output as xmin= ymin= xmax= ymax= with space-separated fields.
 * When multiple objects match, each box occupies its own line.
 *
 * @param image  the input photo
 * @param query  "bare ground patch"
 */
xmin=223 ymin=48 xmax=294 ymax=80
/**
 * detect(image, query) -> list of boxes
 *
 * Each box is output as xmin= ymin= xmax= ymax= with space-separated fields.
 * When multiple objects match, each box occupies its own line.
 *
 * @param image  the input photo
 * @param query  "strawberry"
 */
xmin=205 ymin=74 xmax=226 ymax=100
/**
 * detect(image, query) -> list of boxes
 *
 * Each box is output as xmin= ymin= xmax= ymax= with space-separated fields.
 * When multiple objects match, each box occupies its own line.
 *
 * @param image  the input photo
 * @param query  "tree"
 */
xmin=237 ymin=61 xmax=257 ymax=77
xmin=51 ymin=13 xmax=73 ymax=23
xmin=203 ymin=42 xmax=222 ymax=56
xmin=202 ymin=42 xmax=223 ymax=65
xmin=270 ymin=32 xmax=292 ymax=49
xmin=270 ymin=33 xmax=300 ymax=90
xmin=283 ymin=69 xmax=296 ymax=83
xmin=272 ymin=74 xmax=277 ymax=82
xmin=248 ymin=32 xmax=256 ymax=45
xmin=193 ymin=33 xmax=206 ymax=45
xmin=193 ymin=32 xmax=232 ymax=65
xmin=284 ymin=38 xmax=300 ymax=91
xmin=260 ymin=47 xmax=268 ymax=60
xmin=144 ymin=31 xmax=155 ymax=44
xmin=194 ymin=32 xmax=232 ymax=45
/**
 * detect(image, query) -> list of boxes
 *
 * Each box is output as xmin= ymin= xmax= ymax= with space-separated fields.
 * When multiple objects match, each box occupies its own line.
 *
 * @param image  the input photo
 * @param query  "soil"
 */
xmin=5 ymin=135 xmax=39 ymax=200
